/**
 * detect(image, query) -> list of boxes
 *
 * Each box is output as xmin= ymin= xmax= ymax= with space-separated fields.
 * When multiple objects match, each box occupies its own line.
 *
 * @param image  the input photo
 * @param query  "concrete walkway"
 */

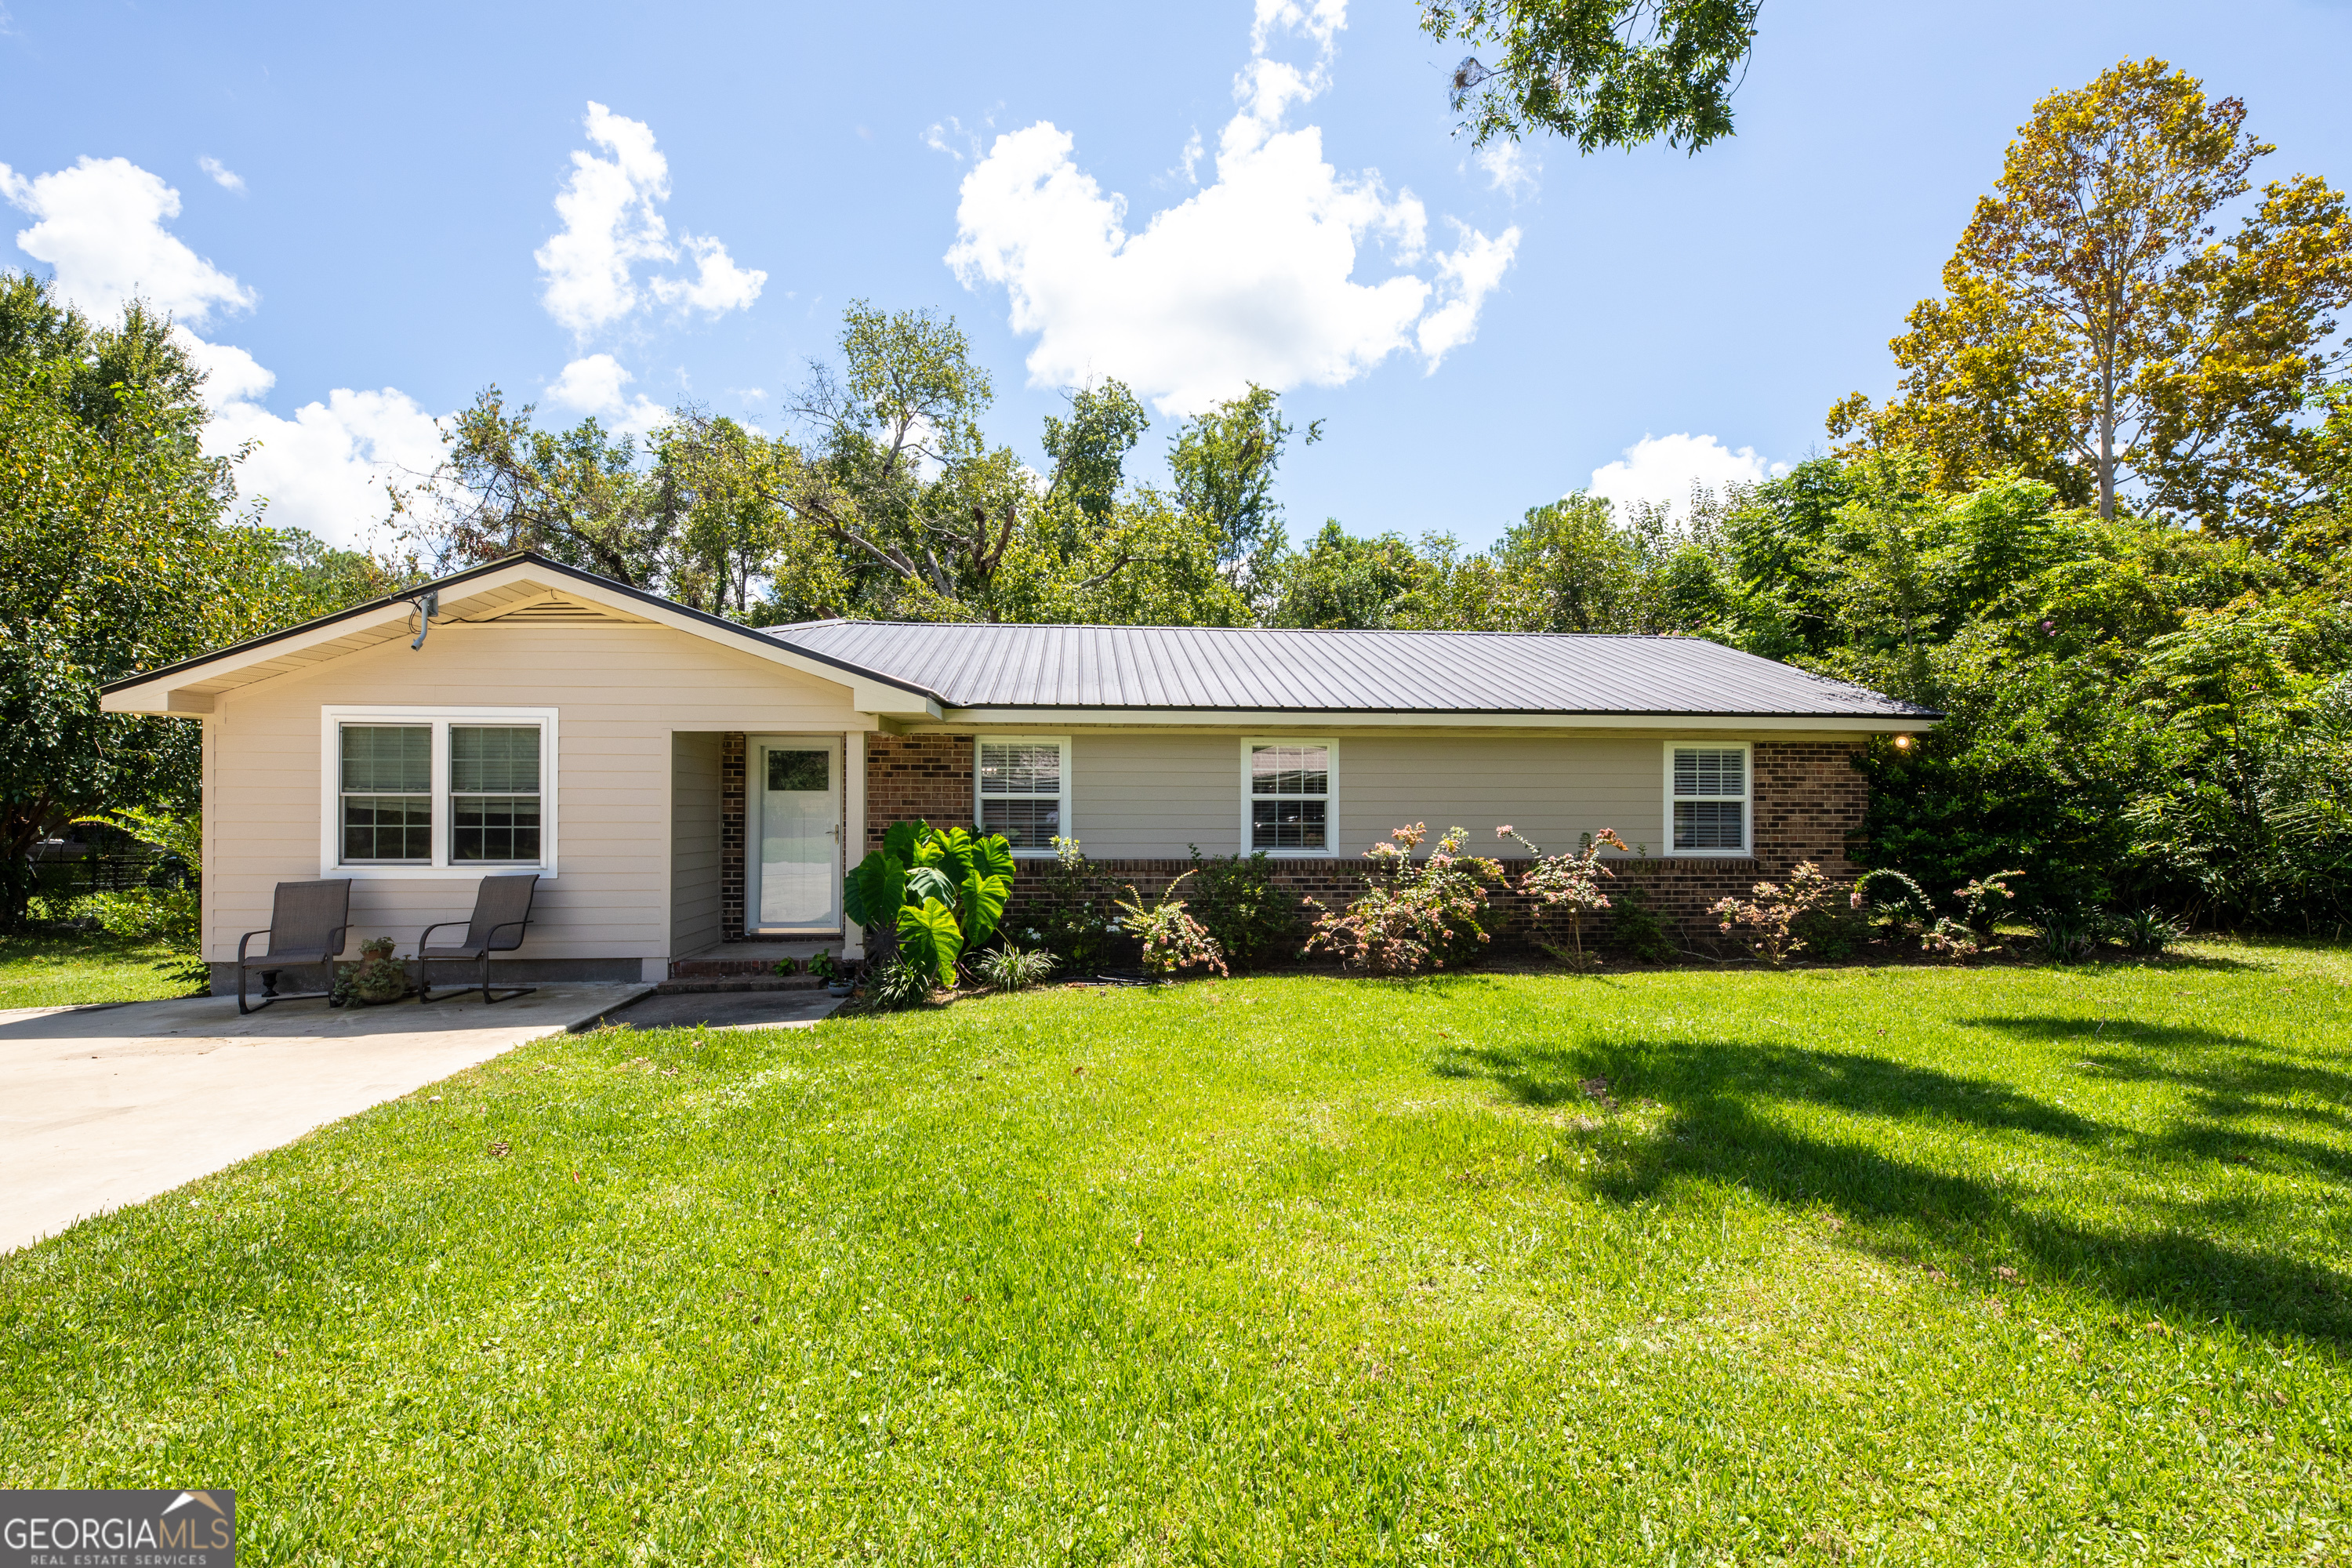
xmin=0 ymin=982 xmax=651 ymax=1254
xmin=590 ymin=988 xmax=844 ymax=1032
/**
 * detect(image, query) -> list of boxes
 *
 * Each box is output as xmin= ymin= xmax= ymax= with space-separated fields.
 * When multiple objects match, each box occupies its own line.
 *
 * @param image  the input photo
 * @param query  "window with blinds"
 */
xmin=977 ymin=738 xmax=1069 ymax=852
xmin=1248 ymin=741 xmax=1332 ymax=853
xmin=1670 ymin=745 xmax=1748 ymax=853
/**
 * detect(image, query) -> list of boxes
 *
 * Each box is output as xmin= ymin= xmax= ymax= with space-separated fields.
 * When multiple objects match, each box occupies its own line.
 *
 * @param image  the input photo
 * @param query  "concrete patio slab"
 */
xmin=587 ymin=988 xmax=844 ymax=1032
xmin=0 ymin=982 xmax=652 ymax=1254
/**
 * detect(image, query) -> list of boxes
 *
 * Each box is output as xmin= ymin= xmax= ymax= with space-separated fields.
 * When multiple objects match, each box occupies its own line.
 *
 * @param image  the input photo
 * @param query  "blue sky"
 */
xmin=6 ymin=0 xmax=2350 ymax=553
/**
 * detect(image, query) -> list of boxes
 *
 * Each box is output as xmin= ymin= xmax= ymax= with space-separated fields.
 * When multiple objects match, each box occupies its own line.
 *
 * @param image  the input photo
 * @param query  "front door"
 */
xmin=749 ymin=736 xmax=842 ymax=932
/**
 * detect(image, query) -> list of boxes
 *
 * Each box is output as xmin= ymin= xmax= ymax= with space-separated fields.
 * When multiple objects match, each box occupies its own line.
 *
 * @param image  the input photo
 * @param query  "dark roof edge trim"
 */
xmin=99 ymin=552 xmax=946 ymax=706
xmin=935 ymin=704 xmax=1943 ymax=720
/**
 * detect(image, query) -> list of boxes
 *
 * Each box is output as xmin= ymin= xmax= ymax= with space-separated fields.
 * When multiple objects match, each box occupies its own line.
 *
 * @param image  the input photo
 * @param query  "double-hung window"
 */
xmin=976 ymin=737 xmax=1069 ymax=855
xmin=1666 ymin=742 xmax=1750 ymax=855
xmin=1244 ymin=739 xmax=1335 ymax=855
xmin=321 ymin=708 xmax=557 ymax=875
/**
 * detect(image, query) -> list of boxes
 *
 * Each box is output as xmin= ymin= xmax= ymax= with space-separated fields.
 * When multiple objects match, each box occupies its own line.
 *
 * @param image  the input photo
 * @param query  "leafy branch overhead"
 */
xmin=1421 ymin=0 xmax=1761 ymax=154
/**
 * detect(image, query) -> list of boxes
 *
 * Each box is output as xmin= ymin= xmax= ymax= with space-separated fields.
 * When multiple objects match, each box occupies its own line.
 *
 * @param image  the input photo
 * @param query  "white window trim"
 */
xmin=973 ymin=734 xmax=1072 ymax=858
xmin=1662 ymin=739 xmax=1752 ymax=859
xmin=1240 ymin=735 xmax=1338 ymax=858
xmin=318 ymin=706 xmax=560 ymax=879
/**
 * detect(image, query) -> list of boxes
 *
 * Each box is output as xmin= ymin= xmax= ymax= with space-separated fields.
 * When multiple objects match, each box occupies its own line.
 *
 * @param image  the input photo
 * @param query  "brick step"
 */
xmin=669 ymin=958 xmax=833 ymax=978
xmin=656 ymin=975 xmax=836 ymax=994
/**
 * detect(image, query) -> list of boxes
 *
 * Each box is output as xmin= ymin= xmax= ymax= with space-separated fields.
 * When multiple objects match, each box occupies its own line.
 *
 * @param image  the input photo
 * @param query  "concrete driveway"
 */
xmin=0 ymin=983 xmax=651 ymax=1254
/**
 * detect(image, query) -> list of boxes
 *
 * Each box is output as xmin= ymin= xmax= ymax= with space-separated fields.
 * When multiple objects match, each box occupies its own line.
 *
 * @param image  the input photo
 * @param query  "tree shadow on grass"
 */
xmin=1436 ymin=1033 xmax=2352 ymax=1344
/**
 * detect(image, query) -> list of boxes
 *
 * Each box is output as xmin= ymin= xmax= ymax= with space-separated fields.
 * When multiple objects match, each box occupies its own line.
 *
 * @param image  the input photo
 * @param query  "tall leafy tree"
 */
xmin=1267 ymin=522 xmax=1437 ymax=630
xmin=1167 ymin=383 xmax=1316 ymax=604
xmin=1421 ymin=0 xmax=1760 ymax=153
xmin=1829 ymin=59 xmax=2352 ymax=537
xmin=0 ymin=273 xmax=390 ymax=926
xmin=407 ymin=390 xmax=666 ymax=584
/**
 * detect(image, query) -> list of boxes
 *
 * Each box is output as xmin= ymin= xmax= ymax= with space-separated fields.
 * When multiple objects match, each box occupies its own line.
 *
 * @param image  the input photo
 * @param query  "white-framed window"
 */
xmin=975 ymin=735 xmax=1070 ymax=855
xmin=1241 ymin=738 xmax=1336 ymax=855
xmin=318 ymin=707 xmax=558 ymax=877
xmin=1664 ymin=741 xmax=1751 ymax=856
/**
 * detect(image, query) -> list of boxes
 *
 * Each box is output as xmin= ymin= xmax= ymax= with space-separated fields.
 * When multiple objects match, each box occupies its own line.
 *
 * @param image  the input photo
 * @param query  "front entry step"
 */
xmin=658 ymin=975 xmax=828 ymax=995
xmin=666 ymin=937 xmax=843 ymax=986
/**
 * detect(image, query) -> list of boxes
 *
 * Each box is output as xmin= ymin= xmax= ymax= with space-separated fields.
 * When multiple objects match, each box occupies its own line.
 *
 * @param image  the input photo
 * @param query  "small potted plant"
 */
xmin=809 ymin=951 xmax=851 ymax=996
xmin=332 ymin=936 xmax=411 ymax=1006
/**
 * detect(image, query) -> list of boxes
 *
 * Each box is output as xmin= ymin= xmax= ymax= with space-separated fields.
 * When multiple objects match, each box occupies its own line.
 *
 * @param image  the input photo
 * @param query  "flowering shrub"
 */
xmin=1304 ymin=824 xmax=1504 ymax=975
xmin=1498 ymin=825 xmax=1632 ymax=970
xmin=1711 ymin=861 xmax=1838 ymax=965
xmin=1112 ymin=873 xmax=1227 ymax=978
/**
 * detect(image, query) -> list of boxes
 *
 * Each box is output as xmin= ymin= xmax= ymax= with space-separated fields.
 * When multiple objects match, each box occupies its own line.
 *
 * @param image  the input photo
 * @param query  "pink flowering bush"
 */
xmin=1305 ymin=824 xmax=1504 ymax=975
xmin=1112 ymin=873 xmax=1228 ymax=978
xmin=1711 ymin=861 xmax=1838 ymax=966
xmin=1497 ymin=825 xmax=1634 ymax=970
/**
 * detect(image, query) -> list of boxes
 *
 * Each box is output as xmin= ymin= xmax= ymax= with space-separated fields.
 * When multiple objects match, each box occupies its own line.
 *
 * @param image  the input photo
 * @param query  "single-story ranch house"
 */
xmin=100 ymin=554 xmax=1937 ymax=990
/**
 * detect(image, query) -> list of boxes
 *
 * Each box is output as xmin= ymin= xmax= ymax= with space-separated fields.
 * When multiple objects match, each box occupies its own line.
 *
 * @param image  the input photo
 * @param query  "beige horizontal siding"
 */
xmin=1054 ymin=731 xmax=1679 ymax=862
xmin=1338 ymin=735 xmax=1665 ymax=858
xmin=1069 ymin=732 xmax=1241 ymax=855
xmin=204 ymin=622 xmax=863 ymax=962
xmin=671 ymin=732 xmax=722 ymax=954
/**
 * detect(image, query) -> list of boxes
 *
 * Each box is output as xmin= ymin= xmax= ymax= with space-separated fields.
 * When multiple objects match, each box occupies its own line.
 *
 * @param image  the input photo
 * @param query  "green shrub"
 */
xmin=861 ymin=953 xmax=935 ymax=1010
xmin=2029 ymin=906 xmax=2103 ymax=963
xmin=1606 ymin=883 xmax=1682 ymax=963
xmin=2111 ymin=906 xmax=2187 ymax=956
xmin=1182 ymin=847 xmax=1294 ymax=969
xmin=70 ymin=887 xmax=197 ymax=947
xmin=1028 ymin=837 xmax=1117 ymax=974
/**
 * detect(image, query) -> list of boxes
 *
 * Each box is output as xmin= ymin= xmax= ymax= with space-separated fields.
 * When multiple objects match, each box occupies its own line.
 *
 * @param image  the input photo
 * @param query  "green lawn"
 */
xmin=4 ymin=943 xmax=2349 ymax=1564
xmin=0 ymin=929 xmax=203 ymax=1008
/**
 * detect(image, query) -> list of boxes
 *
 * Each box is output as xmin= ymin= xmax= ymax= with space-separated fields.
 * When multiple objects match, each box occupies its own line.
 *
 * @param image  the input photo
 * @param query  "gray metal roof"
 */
xmin=757 ymin=621 xmax=1934 ymax=718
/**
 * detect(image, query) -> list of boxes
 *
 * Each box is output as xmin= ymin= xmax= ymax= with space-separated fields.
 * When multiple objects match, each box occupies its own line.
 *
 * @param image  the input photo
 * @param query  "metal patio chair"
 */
xmin=415 ymin=873 xmax=540 ymax=1004
xmin=235 ymin=879 xmax=353 ymax=1015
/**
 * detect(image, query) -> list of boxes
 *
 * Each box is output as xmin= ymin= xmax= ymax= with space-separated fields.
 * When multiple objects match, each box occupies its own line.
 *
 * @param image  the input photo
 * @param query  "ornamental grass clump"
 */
xmin=1111 ymin=873 xmax=1227 ymax=978
xmin=974 ymin=942 xmax=1058 ymax=992
xmin=1498 ymin=825 xmax=1632 ymax=971
xmin=1304 ymin=824 xmax=1504 ymax=975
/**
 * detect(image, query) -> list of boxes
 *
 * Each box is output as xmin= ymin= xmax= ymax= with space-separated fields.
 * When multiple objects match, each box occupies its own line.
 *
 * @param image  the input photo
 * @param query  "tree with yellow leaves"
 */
xmin=1830 ymin=59 xmax=2352 ymax=540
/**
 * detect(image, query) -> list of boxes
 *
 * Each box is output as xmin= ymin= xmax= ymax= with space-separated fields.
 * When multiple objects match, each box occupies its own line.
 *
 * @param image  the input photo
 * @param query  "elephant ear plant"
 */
xmin=843 ymin=819 xmax=1016 ymax=993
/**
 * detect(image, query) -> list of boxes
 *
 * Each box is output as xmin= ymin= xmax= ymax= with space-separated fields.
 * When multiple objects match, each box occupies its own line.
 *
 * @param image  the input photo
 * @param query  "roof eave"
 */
xmin=100 ymin=553 xmax=946 ymax=717
xmin=928 ymin=706 xmax=1938 ymax=731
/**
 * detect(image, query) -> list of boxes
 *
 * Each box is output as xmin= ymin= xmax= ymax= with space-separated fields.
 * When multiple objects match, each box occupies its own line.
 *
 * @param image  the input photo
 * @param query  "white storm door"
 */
xmin=750 ymin=737 xmax=842 ymax=931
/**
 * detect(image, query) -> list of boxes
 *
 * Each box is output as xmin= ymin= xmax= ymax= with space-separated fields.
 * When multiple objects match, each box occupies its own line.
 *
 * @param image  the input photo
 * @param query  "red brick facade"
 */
xmin=862 ymin=733 xmax=976 ymax=854
xmin=719 ymin=732 xmax=747 ymax=941
xmin=717 ymin=735 xmax=1868 ymax=945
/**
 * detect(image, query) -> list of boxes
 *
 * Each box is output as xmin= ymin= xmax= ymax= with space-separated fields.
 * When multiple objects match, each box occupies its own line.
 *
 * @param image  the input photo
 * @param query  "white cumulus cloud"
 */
xmin=5 ymin=155 xmax=437 ymax=549
xmin=209 ymin=387 xmax=446 ymax=545
xmin=546 ymin=352 xmax=669 ymax=437
xmin=945 ymin=0 xmax=1517 ymax=413
xmin=535 ymin=101 xmax=764 ymax=336
xmin=1472 ymin=140 xmax=1538 ymax=201
xmin=2 ymin=155 xmax=255 ymax=325
xmin=198 ymin=155 xmax=245 ymax=194
xmin=1587 ymin=433 xmax=1789 ymax=519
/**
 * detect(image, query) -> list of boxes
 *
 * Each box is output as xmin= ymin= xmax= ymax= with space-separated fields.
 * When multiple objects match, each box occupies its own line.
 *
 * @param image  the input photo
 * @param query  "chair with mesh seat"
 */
xmin=236 ymin=879 xmax=353 ymax=1015
xmin=415 ymin=874 xmax=539 ymax=1004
